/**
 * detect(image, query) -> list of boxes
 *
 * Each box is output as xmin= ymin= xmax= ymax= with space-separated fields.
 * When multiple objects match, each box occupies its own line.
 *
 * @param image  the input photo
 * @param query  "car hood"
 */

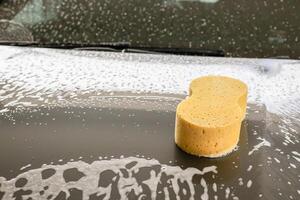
xmin=0 ymin=45 xmax=299 ymax=199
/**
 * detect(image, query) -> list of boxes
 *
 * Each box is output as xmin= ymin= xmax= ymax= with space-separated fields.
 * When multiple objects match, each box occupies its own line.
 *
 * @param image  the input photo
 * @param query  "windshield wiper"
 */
xmin=0 ymin=41 xmax=225 ymax=57
xmin=130 ymin=47 xmax=225 ymax=57
xmin=71 ymin=42 xmax=224 ymax=57
xmin=0 ymin=41 xmax=130 ymax=48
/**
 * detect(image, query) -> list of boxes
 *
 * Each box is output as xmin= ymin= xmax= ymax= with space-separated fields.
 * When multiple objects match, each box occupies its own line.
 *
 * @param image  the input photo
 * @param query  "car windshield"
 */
xmin=0 ymin=0 xmax=299 ymax=58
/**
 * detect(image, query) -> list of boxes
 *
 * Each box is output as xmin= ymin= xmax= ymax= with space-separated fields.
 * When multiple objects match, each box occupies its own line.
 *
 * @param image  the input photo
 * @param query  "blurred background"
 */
xmin=0 ymin=0 xmax=299 ymax=58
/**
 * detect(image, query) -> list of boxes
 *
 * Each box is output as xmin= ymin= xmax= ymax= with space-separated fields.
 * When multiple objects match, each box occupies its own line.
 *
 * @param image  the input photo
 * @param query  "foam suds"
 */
xmin=247 ymin=165 xmax=253 ymax=172
xmin=212 ymin=183 xmax=217 ymax=192
xmin=19 ymin=164 xmax=32 ymax=171
xmin=0 ymin=47 xmax=299 ymax=117
xmin=292 ymin=151 xmax=300 ymax=157
xmin=274 ymin=158 xmax=281 ymax=164
xmin=200 ymin=178 xmax=209 ymax=200
xmin=292 ymin=156 xmax=300 ymax=163
xmin=0 ymin=157 xmax=217 ymax=200
xmin=289 ymin=163 xmax=296 ymax=169
xmin=238 ymin=178 xmax=243 ymax=186
xmin=248 ymin=137 xmax=271 ymax=156
xmin=201 ymin=166 xmax=218 ymax=174
xmin=246 ymin=180 xmax=252 ymax=188
xmin=225 ymin=187 xmax=230 ymax=199
xmin=291 ymin=151 xmax=300 ymax=163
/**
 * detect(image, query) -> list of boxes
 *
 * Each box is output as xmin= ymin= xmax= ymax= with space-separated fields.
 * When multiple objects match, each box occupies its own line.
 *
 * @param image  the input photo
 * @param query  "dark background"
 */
xmin=0 ymin=0 xmax=300 ymax=58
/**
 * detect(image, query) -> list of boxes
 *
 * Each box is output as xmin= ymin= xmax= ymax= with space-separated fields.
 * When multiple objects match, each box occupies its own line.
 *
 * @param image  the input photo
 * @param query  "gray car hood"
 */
xmin=0 ymin=46 xmax=299 ymax=200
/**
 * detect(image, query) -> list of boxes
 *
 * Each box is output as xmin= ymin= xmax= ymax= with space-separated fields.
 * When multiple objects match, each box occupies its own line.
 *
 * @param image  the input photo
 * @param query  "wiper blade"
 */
xmin=75 ymin=46 xmax=167 ymax=55
xmin=0 ymin=41 xmax=224 ymax=57
xmin=0 ymin=41 xmax=131 ymax=48
xmin=75 ymin=45 xmax=224 ymax=57
xmin=134 ymin=47 xmax=225 ymax=57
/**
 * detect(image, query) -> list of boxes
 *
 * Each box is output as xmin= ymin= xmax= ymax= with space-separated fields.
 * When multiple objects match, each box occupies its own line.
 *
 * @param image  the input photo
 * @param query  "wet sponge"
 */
xmin=175 ymin=76 xmax=248 ymax=157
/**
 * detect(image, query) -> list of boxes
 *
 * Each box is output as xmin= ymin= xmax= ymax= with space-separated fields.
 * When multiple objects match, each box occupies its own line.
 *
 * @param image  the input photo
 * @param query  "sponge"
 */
xmin=175 ymin=76 xmax=248 ymax=157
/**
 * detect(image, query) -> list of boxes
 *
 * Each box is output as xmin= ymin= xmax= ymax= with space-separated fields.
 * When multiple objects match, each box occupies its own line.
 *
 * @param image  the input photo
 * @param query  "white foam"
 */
xmin=202 ymin=166 xmax=218 ymax=174
xmin=247 ymin=165 xmax=253 ymax=172
xmin=0 ymin=157 xmax=217 ymax=200
xmin=20 ymin=164 xmax=32 ymax=171
xmin=292 ymin=156 xmax=300 ymax=163
xmin=247 ymin=180 xmax=252 ymax=188
xmin=292 ymin=151 xmax=300 ymax=157
xmin=225 ymin=187 xmax=230 ymax=199
xmin=248 ymin=138 xmax=271 ymax=156
xmin=212 ymin=183 xmax=217 ymax=192
xmin=291 ymin=151 xmax=300 ymax=163
xmin=274 ymin=158 xmax=280 ymax=163
xmin=0 ymin=46 xmax=299 ymax=119
xmin=289 ymin=163 xmax=296 ymax=168
xmin=238 ymin=178 xmax=243 ymax=186
xmin=200 ymin=178 xmax=209 ymax=200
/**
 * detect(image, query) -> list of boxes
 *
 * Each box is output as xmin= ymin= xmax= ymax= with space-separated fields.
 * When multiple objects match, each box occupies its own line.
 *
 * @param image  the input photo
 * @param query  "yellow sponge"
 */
xmin=175 ymin=76 xmax=248 ymax=157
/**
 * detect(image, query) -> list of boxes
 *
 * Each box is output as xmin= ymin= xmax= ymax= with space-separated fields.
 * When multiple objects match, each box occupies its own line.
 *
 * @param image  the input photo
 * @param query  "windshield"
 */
xmin=0 ymin=0 xmax=299 ymax=58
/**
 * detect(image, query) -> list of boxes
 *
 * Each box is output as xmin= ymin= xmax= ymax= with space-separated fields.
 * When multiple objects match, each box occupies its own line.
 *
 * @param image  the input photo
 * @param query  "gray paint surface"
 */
xmin=0 ymin=46 xmax=299 ymax=199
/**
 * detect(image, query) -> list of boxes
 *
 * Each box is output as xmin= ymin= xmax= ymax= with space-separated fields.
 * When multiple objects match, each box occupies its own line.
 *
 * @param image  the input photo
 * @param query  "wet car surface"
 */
xmin=0 ymin=46 xmax=299 ymax=199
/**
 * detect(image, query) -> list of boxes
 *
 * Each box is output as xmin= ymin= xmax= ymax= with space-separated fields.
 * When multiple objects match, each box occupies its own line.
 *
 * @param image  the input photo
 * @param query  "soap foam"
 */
xmin=0 ymin=47 xmax=299 ymax=119
xmin=0 ymin=157 xmax=217 ymax=200
xmin=248 ymin=137 xmax=271 ymax=156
